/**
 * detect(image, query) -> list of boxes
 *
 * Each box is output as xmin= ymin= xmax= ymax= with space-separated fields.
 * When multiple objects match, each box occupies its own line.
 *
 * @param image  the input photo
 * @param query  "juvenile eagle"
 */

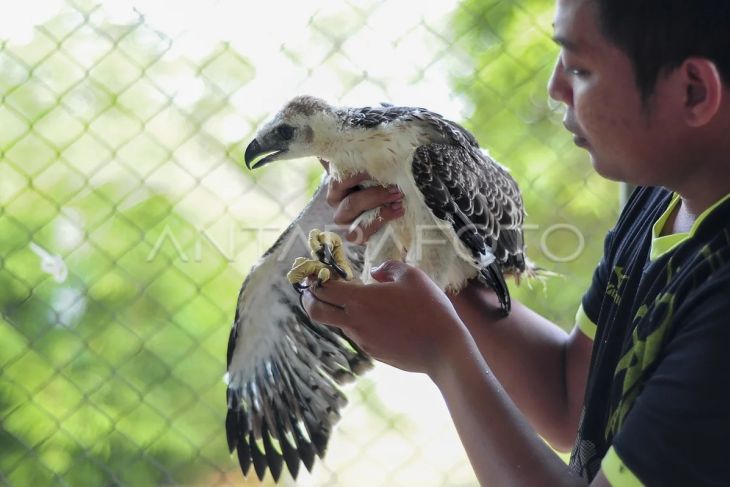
xmin=227 ymin=96 xmax=528 ymax=482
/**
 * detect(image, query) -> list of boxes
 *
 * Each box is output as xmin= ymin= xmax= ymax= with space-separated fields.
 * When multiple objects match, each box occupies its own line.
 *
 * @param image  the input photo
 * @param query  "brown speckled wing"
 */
xmin=412 ymin=141 xmax=525 ymax=311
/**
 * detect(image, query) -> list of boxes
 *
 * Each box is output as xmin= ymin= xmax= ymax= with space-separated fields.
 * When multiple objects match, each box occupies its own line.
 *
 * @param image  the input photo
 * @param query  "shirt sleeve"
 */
xmin=575 ymin=304 xmax=597 ymax=341
xmin=607 ymin=277 xmax=730 ymax=485
xmin=578 ymin=228 xmax=615 ymax=340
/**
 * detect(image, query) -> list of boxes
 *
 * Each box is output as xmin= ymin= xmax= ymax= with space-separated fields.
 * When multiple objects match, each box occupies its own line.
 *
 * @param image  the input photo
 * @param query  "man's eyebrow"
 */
xmin=552 ymin=34 xmax=579 ymax=52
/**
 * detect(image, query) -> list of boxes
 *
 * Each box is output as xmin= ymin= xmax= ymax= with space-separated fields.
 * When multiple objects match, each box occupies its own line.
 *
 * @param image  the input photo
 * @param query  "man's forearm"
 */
xmin=430 ymin=328 xmax=586 ymax=487
xmin=450 ymin=283 xmax=592 ymax=450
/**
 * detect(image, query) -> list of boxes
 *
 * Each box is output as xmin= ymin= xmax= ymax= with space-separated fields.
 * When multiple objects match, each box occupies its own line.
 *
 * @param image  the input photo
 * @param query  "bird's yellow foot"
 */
xmin=307 ymin=229 xmax=353 ymax=281
xmin=287 ymin=256 xmax=333 ymax=289
xmin=287 ymin=229 xmax=354 ymax=291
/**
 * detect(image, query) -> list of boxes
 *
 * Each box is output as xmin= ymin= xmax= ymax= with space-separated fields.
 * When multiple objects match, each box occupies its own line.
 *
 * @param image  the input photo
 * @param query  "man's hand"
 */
xmin=302 ymin=260 xmax=590 ymax=486
xmin=301 ymin=260 xmax=470 ymax=375
xmin=323 ymin=169 xmax=405 ymax=244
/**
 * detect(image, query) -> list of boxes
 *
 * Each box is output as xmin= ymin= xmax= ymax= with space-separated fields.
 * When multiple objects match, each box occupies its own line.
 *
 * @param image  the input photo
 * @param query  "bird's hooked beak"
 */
xmin=244 ymin=139 xmax=285 ymax=170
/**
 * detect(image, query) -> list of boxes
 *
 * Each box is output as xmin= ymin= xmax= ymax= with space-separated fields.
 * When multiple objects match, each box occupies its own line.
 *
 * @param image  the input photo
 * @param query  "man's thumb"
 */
xmin=370 ymin=260 xmax=409 ymax=283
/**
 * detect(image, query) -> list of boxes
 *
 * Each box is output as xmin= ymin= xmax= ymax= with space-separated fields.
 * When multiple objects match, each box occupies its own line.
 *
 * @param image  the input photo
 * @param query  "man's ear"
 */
xmin=677 ymin=58 xmax=723 ymax=127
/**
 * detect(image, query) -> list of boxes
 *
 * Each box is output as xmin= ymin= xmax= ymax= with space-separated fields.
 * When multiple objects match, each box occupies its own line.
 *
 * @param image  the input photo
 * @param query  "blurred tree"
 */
xmin=0 ymin=9 xmax=243 ymax=487
xmin=0 ymin=178 xmax=242 ymax=485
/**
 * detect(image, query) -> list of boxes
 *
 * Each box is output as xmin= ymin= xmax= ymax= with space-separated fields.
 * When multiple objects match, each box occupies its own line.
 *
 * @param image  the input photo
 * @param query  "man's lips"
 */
xmin=573 ymin=134 xmax=589 ymax=147
xmin=563 ymin=121 xmax=589 ymax=147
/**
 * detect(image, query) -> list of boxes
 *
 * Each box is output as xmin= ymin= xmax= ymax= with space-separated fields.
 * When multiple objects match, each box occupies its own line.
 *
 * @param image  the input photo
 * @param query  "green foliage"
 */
xmin=0 ymin=177 xmax=236 ymax=486
xmin=0 ymin=11 xmax=239 ymax=486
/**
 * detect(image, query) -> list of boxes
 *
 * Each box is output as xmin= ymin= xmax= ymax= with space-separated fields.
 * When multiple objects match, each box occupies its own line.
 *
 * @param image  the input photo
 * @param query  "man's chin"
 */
xmin=589 ymin=155 xmax=625 ymax=182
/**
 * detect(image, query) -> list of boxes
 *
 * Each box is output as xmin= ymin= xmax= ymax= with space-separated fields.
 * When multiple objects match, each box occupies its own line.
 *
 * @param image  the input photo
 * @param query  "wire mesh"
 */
xmin=0 ymin=0 xmax=618 ymax=485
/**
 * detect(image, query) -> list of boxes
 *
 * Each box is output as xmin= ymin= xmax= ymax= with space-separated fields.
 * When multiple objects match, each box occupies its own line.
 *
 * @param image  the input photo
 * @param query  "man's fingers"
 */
xmin=301 ymin=279 xmax=357 ymax=327
xmin=326 ymin=172 xmax=371 ymax=207
xmin=313 ymin=277 xmax=358 ymax=301
xmin=344 ymin=203 xmax=406 ymax=244
xmin=334 ymin=186 xmax=402 ymax=225
xmin=370 ymin=260 xmax=412 ymax=283
xmin=302 ymin=290 xmax=346 ymax=326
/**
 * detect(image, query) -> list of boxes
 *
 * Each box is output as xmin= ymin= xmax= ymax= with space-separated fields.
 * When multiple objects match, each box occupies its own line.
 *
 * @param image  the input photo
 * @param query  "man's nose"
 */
xmin=547 ymin=58 xmax=572 ymax=106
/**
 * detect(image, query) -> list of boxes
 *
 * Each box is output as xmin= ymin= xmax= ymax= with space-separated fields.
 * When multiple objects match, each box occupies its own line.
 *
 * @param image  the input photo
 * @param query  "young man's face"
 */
xmin=548 ymin=0 xmax=685 ymax=185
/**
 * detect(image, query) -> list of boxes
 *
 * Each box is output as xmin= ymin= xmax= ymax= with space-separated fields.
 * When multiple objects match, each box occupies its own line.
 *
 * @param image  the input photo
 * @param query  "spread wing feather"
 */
xmin=225 ymin=181 xmax=371 ymax=482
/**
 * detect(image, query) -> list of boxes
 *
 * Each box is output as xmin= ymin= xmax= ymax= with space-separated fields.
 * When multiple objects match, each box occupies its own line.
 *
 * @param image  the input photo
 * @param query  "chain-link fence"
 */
xmin=0 ymin=0 xmax=618 ymax=485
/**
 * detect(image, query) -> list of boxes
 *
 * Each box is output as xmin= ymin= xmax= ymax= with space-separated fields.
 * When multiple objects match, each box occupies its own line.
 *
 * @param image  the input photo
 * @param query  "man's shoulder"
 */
xmin=673 ymin=257 xmax=730 ymax=323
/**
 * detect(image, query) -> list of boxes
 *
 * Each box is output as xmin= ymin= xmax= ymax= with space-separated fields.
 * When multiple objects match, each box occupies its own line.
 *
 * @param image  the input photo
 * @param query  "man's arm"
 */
xmin=451 ymin=283 xmax=594 ymax=451
xmin=431 ymin=322 xmax=604 ymax=486
xmin=302 ymin=261 xmax=607 ymax=486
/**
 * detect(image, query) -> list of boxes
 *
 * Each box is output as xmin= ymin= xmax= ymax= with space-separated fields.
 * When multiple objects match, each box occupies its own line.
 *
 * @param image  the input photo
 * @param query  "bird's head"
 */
xmin=244 ymin=96 xmax=337 ymax=170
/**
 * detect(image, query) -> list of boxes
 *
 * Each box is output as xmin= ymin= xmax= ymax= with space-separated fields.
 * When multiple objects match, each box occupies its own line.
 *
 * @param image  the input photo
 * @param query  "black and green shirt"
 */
xmin=568 ymin=186 xmax=730 ymax=486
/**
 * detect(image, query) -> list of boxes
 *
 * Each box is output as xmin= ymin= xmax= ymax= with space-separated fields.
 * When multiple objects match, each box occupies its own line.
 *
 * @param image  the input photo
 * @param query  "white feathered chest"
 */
xmin=323 ymin=120 xmax=499 ymax=292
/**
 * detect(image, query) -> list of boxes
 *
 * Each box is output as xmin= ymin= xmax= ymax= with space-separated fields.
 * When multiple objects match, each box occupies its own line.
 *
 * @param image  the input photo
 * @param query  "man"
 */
xmin=303 ymin=0 xmax=730 ymax=484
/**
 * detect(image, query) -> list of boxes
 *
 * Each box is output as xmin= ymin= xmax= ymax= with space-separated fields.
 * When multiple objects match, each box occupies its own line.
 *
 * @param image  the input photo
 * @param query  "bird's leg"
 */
xmin=286 ymin=229 xmax=354 ymax=291
xmin=349 ymin=207 xmax=382 ymax=236
xmin=287 ymin=256 xmax=333 ymax=290
xmin=308 ymin=229 xmax=353 ymax=280
xmin=360 ymin=224 xmax=406 ymax=284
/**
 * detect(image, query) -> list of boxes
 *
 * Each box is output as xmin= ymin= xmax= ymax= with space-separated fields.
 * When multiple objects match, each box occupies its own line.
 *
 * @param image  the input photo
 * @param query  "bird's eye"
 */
xmin=277 ymin=125 xmax=295 ymax=140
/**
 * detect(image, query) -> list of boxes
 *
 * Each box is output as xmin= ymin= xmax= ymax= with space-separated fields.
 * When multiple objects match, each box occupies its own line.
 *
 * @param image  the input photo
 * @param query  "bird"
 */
xmin=227 ymin=95 xmax=531 ymax=482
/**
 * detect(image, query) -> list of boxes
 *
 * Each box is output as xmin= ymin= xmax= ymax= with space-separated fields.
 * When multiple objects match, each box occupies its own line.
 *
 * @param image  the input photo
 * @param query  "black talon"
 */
xmin=317 ymin=244 xmax=332 ymax=266
xmin=320 ymin=243 xmax=348 ymax=278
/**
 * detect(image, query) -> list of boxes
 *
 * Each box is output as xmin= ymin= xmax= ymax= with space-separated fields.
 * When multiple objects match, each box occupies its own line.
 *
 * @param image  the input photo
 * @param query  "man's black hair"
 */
xmin=593 ymin=0 xmax=730 ymax=100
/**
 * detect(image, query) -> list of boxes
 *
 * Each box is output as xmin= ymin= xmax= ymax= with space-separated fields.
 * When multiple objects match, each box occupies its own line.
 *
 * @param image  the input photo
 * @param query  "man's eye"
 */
xmin=559 ymin=53 xmax=588 ymax=77
xmin=277 ymin=125 xmax=295 ymax=140
xmin=565 ymin=66 xmax=588 ymax=77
